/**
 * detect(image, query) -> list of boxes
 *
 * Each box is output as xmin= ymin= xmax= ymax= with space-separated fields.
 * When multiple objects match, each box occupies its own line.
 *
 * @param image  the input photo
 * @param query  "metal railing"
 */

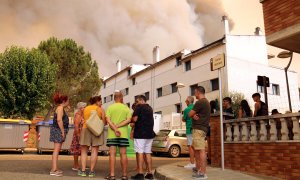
xmin=222 ymin=113 xmax=300 ymax=142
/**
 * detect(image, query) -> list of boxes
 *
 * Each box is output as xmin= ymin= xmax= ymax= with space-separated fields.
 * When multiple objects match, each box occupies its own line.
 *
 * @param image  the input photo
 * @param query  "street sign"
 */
xmin=210 ymin=53 xmax=225 ymax=71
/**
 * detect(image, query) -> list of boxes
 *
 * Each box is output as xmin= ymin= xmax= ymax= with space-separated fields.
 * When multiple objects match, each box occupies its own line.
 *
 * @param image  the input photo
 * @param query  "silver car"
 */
xmin=152 ymin=129 xmax=189 ymax=158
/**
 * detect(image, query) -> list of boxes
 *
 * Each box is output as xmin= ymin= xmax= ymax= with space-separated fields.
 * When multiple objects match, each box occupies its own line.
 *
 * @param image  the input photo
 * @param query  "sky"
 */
xmin=0 ymin=0 xmax=299 ymax=85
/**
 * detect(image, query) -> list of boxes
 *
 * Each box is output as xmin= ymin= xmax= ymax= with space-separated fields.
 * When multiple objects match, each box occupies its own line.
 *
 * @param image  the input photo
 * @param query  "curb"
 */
xmin=154 ymin=164 xmax=182 ymax=180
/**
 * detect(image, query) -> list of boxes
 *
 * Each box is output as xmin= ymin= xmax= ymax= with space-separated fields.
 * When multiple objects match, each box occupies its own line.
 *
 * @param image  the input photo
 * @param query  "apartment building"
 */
xmin=101 ymin=20 xmax=300 ymax=115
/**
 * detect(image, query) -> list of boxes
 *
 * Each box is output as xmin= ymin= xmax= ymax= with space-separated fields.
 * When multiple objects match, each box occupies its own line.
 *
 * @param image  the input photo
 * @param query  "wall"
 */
xmin=226 ymin=35 xmax=300 ymax=113
xmin=210 ymin=115 xmax=300 ymax=180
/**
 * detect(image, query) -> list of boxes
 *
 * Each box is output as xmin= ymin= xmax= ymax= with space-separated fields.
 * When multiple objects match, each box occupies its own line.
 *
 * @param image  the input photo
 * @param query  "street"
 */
xmin=0 ymin=152 xmax=189 ymax=180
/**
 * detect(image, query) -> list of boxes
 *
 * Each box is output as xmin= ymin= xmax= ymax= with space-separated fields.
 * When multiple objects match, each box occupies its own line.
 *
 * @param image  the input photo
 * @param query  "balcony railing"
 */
xmin=222 ymin=113 xmax=300 ymax=142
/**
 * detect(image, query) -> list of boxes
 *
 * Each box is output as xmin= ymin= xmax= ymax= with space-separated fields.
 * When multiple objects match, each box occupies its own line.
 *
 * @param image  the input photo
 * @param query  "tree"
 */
xmin=0 ymin=46 xmax=56 ymax=119
xmin=38 ymin=37 xmax=102 ymax=107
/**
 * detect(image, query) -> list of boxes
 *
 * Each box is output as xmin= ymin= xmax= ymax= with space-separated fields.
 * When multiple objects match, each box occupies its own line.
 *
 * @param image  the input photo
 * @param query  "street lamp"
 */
xmin=277 ymin=51 xmax=293 ymax=112
xmin=176 ymin=83 xmax=185 ymax=129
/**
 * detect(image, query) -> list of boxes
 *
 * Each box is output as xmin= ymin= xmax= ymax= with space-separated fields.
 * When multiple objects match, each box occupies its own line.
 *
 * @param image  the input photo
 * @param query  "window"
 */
xmin=171 ymin=83 xmax=177 ymax=93
xmin=211 ymin=78 xmax=219 ymax=91
xmin=132 ymin=78 xmax=136 ymax=85
xmin=125 ymin=88 xmax=129 ymax=95
xmin=190 ymin=84 xmax=198 ymax=96
xmin=272 ymin=84 xmax=280 ymax=95
xmin=104 ymin=97 xmax=107 ymax=103
xmin=145 ymin=92 xmax=150 ymax=100
xmin=157 ymin=88 xmax=162 ymax=98
xmin=185 ymin=60 xmax=191 ymax=71
xmin=110 ymin=94 xmax=113 ymax=101
xmin=176 ymin=56 xmax=181 ymax=67
xmin=103 ymin=82 xmax=106 ymax=89
xmin=257 ymin=83 xmax=264 ymax=93
xmin=155 ymin=111 xmax=162 ymax=114
xmin=175 ymin=104 xmax=181 ymax=113
xmin=126 ymin=103 xmax=130 ymax=108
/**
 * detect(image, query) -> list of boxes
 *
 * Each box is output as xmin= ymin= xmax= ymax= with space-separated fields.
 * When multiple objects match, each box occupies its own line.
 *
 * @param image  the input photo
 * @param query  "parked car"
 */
xmin=152 ymin=129 xmax=189 ymax=158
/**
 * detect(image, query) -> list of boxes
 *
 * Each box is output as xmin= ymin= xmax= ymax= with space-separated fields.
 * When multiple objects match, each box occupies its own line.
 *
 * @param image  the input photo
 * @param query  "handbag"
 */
xmin=86 ymin=109 xmax=104 ymax=136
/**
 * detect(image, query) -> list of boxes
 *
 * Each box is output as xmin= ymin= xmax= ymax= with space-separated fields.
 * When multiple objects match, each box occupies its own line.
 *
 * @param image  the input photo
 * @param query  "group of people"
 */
xmin=49 ymin=92 xmax=156 ymax=180
xmin=211 ymin=92 xmax=269 ymax=120
xmin=181 ymin=91 xmax=281 ymax=179
xmin=181 ymin=86 xmax=211 ymax=179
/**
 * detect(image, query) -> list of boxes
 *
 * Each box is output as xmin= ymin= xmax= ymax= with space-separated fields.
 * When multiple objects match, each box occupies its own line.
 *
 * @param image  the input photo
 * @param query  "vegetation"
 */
xmin=0 ymin=46 xmax=56 ymax=119
xmin=38 ymin=37 xmax=102 ymax=107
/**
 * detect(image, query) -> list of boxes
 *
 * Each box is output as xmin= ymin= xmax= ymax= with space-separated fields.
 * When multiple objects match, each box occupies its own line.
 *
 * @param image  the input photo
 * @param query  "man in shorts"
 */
xmin=189 ymin=86 xmax=210 ymax=179
xmin=105 ymin=92 xmax=132 ymax=180
xmin=131 ymin=95 xmax=155 ymax=180
xmin=182 ymin=96 xmax=196 ymax=169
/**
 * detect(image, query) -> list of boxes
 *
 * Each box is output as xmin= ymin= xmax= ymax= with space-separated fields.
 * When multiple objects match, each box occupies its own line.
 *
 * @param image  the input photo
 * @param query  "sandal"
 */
xmin=104 ymin=175 xmax=116 ymax=180
xmin=121 ymin=176 xmax=128 ymax=180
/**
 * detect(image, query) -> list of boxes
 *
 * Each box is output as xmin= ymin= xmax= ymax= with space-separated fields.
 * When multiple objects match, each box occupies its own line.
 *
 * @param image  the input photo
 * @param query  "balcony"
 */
xmin=261 ymin=0 xmax=300 ymax=53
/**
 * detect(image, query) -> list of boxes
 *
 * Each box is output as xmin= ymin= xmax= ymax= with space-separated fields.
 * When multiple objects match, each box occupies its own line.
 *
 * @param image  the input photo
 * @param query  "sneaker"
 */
xmin=88 ymin=171 xmax=96 ymax=177
xmin=192 ymin=167 xmax=198 ymax=173
xmin=184 ymin=163 xmax=196 ymax=169
xmin=144 ymin=173 xmax=154 ymax=179
xmin=192 ymin=172 xmax=208 ymax=179
xmin=131 ymin=173 xmax=144 ymax=180
xmin=50 ymin=170 xmax=63 ymax=177
xmin=78 ymin=170 xmax=87 ymax=177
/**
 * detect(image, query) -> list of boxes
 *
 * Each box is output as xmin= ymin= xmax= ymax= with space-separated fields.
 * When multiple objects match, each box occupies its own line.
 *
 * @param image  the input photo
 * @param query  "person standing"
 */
xmin=238 ymin=100 xmax=253 ymax=118
xmin=78 ymin=96 xmax=106 ymax=177
xmin=188 ymin=86 xmax=210 ymax=179
xmin=70 ymin=102 xmax=87 ymax=171
xmin=252 ymin=93 xmax=268 ymax=117
xmin=105 ymin=92 xmax=132 ymax=180
xmin=49 ymin=93 xmax=69 ymax=177
xmin=131 ymin=95 xmax=155 ymax=180
xmin=182 ymin=96 xmax=196 ymax=169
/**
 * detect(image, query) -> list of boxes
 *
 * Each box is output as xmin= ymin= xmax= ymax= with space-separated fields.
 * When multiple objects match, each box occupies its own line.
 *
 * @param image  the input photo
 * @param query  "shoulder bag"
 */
xmin=86 ymin=109 xmax=104 ymax=136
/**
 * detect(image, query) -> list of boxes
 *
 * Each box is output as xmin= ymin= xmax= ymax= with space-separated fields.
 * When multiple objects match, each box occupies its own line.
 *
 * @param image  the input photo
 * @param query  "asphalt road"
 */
xmin=0 ymin=152 xmax=189 ymax=180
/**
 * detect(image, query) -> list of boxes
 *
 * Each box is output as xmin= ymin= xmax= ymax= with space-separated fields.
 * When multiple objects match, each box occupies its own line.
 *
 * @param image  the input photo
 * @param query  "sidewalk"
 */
xmin=154 ymin=161 xmax=276 ymax=180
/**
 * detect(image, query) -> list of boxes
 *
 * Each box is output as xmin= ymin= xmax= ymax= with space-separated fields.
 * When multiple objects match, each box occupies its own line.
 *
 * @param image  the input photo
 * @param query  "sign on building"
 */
xmin=210 ymin=53 xmax=225 ymax=71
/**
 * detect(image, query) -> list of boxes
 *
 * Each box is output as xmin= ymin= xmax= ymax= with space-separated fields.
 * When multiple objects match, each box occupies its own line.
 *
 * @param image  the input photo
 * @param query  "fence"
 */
xmin=209 ymin=112 xmax=300 ymax=180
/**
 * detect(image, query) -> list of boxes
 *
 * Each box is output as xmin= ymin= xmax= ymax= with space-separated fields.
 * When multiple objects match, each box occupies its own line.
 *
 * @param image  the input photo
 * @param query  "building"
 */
xmin=100 ymin=18 xmax=300 ymax=116
xmin=260 ymin=0 xmax=300 ymax=53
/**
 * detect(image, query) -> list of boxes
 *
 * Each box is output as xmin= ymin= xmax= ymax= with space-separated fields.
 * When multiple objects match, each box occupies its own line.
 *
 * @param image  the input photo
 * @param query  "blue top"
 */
xmin=52 ymin=110 xmax=69 ymax=130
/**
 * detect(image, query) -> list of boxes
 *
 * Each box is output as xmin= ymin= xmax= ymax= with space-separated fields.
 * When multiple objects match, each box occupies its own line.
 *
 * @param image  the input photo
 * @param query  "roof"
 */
xmin=103 ymin=66 xmax=131 ymax=82
xmin=104 ymin=37 xmax=225 ymax=81
xmin=131 ymin=37 xmax=225 ymax=77
xmin=181 ymin=37 xmax=225 ymax=62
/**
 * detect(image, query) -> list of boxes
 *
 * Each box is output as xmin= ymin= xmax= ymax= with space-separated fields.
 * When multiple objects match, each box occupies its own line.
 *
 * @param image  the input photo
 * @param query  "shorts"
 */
xmin=186 ymin=134 xmax=193 ymax=146
xmin=49 ymin=127 xmax=68 ymax=143
xmin=192 ymin=129 xmax=206 ymax=150
xmin=134 ymin=139 xmax=153 ymax=153
xmin=79 ymin=128 xmax=104 ymax=146
xmin=107 ymin=138 xmax=130 ymax=147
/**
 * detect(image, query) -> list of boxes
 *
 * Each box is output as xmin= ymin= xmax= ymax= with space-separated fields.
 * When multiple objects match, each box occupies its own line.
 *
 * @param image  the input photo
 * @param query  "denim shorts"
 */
xmin=186 ymin=134 xmax=193 ymax=146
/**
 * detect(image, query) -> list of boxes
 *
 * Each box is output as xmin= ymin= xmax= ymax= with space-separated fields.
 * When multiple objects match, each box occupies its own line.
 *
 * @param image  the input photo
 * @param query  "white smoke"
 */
xmin=0 ymin=0 xmax=229 ymax=77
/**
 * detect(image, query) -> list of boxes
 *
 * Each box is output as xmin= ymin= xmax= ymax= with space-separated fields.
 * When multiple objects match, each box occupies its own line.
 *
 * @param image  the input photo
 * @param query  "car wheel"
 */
xmin=168 ymin=145 xmax=180 ymax=158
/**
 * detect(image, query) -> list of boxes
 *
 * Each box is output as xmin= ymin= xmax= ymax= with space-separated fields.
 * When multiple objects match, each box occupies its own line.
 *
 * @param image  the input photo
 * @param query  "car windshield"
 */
xmin=156 ymin=130 xmax=171 ymax=137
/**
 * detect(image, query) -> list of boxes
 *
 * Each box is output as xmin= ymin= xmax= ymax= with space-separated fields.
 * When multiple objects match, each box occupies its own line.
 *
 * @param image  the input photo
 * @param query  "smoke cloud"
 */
xmin=0 ymin=0 xmax=229 ymax=77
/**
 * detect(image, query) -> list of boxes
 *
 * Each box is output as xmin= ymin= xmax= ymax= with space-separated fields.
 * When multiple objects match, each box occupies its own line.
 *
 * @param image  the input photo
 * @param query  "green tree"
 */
xmin=0 ymin=46 xmax=56 ymax=119
xmin=38 ymin=37 xmax=102 ymax=107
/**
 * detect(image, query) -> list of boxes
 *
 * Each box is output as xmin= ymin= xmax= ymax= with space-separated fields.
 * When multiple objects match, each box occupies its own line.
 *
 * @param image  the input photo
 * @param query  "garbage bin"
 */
xmin=0 ymin=122 xmax=31 ymax=153
xmin=37 ymin=123 xmax=74 ymax=154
